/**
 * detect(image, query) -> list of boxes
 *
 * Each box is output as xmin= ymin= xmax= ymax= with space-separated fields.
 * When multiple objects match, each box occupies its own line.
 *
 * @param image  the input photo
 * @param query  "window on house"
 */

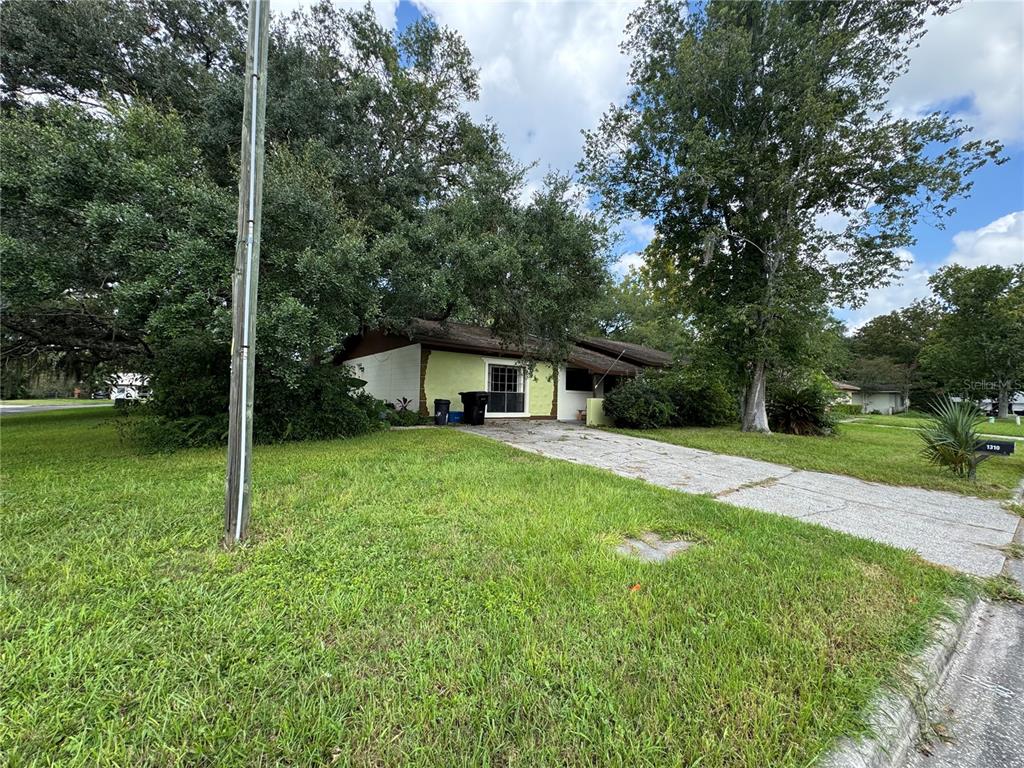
xmin=487 ymin=364 xmax=525 ymax=413
xmin=565 ymin=367 xmax=593 ymax=392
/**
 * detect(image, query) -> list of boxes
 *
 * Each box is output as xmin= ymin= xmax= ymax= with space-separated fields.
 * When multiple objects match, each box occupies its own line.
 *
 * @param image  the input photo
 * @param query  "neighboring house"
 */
xmin=856 ymin=387 xmax=907 ymax=415
xmin=831 ymin=380 xmax=860 ymax=405
xmin=340 ymin=320 xmax=671 ymax=421
xmin=831 ymin=380 xmax=907 ymax=414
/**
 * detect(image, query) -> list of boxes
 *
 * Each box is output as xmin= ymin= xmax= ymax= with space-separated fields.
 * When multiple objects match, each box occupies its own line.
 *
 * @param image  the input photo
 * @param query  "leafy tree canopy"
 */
xmin=580 ymin=0 xmax=1003 ymax=431
xmin=1 ymin=0 xmax=610 ymax=440
xmin=845 ymin=301 xmax=941 ymax=408
xmin=920 ymin=264 xmax=1024 ymax=417
xmin=587 ymin=266 xmax=694 ymax=361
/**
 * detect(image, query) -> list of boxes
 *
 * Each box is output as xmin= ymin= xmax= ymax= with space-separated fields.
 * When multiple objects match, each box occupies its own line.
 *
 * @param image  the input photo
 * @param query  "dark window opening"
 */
xmin=602 ymin=375 xmax=624 ymax=393
xmin=565 ymin=367 xmax=593 ymax=392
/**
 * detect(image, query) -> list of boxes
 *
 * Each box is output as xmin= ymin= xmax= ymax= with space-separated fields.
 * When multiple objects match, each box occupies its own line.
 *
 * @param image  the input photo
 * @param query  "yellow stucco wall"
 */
xmin=529 ymin=362 xmax=555 ymax=417
xmin=423 ymin=350 xmax=485 ymax=411
xmin=423 ymin=350 xmax=554 ymax=417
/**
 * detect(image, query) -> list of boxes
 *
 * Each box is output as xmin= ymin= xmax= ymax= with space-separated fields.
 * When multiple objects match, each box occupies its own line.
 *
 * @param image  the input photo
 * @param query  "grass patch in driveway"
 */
xmin=1 ymin=410 xmax=972 ymax=766
xmin=613 ymin=423 xmax=1023 ymax=500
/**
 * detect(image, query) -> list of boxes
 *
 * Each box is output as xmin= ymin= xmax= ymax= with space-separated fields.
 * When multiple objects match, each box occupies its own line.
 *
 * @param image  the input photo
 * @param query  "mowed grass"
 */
xmin=1 ymin=411 xmax=971 ymax=767
xmin=847 ymin=412 xmax=1024 ymax=438
xmin=614 ymin=422 xmax=1024 ymax=500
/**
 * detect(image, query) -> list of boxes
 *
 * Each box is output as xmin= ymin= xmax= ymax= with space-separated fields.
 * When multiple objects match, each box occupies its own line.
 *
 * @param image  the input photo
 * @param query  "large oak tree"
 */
xmin=1 ymin=1 xmax=609 ymax=440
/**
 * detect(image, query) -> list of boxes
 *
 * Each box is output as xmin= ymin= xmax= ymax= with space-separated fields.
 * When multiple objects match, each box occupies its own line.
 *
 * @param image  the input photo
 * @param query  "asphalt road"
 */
xmin=0 ymin=402 xmax=114 ymax=414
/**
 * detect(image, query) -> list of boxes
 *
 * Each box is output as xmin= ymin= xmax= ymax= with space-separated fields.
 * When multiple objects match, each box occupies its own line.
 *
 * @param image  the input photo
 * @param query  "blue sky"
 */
xmin=288 ymin=0 xmax=1024 ymax=330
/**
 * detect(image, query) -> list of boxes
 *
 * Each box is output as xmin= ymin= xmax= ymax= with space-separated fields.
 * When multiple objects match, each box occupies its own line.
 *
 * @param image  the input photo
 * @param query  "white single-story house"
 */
xmin=857 ymin=388 xmax=907 ymax=415
xmin=832 ymin=380 xmax=907 ymax=414
xmin=832 ymin=380 xmax=860 ymax=405
xmin=339 ymin=320 xmax=671 ymax=421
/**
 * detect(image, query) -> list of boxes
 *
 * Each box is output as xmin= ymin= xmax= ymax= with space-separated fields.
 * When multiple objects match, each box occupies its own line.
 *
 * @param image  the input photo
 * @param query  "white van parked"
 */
xmin=109 ymin=373 xmax=151 ymax=402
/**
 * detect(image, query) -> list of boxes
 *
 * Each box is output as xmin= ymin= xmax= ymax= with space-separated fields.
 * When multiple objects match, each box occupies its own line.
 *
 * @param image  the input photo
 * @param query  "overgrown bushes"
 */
xmin=385 ymin=408 xmax=428 ymax=427
xmin=602 ymin=367 xmax=738 ymax=429
xmin=767 ymin=374 xmax=839 ymax=436
xmin=602 ymin=376 xmax=675 ymax=429
xmin=122 ymin=365 xmax=387 ymax=451
xmin=255 ymin=368 xmax=387 ymax=443
xmin=659 ymin=367 xmax=738 ymax=427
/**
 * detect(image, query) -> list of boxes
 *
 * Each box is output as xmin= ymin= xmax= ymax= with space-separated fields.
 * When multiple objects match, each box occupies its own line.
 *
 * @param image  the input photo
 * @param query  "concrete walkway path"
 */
xmin=463 ymin=421 xmax=1021 ymax=577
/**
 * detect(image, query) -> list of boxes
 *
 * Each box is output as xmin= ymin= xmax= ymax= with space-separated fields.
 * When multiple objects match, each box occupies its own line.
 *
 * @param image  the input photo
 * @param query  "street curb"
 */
xmin=817 ymin=595 xmax=982 ymax=768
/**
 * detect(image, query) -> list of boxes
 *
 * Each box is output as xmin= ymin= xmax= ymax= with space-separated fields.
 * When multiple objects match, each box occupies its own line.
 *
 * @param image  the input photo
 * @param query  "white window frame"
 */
xmin=482 ymin=357 xmax=530 ymax=417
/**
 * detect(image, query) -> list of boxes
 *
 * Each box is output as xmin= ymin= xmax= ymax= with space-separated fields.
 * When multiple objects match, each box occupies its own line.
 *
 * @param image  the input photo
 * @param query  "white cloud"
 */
xmin=888 ymin=0 xmax=1024 ymax=144
xmin=840 ymin=210 xmax=1024 ymax=329
xmin=622 ymin=218 xmax=656 ymax=245
xmin=945 ymin=210 xmax=1024 ymax=267
xmin=416 ymin=1 xmax=640 ymax=187
xmin=612 ymin=251 xmax=644 ymax=276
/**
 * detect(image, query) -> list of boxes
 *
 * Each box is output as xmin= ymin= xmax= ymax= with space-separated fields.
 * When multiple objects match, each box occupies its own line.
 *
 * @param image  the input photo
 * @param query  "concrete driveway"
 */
xmin=462 ymin=420 xmax=1021 ymax=577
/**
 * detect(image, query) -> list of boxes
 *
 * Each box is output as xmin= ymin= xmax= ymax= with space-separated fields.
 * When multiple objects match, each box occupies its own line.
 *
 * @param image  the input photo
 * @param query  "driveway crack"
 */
xmin=714 ymin=470 xmax=795 ymax=498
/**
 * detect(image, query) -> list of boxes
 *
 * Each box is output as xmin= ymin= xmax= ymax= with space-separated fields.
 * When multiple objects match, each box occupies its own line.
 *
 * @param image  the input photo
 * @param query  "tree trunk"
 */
xmin=741 ymin=361 xmax=770 ymax=432
xmin=998 ymin=384 xmax=1010 ymax=419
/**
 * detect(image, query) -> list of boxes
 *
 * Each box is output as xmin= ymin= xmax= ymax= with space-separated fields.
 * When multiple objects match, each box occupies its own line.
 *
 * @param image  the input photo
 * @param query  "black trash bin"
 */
xmin=433 ymin=398 xmax=451 ymax=426
xmin=459 ymin=391 xmax=489 ymax=426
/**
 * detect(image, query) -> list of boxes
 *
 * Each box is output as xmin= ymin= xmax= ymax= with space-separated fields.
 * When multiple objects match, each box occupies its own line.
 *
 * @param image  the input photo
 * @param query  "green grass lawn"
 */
xmin=846 ymin=412 xmax=1024 ymax=438
xmin=614 ymin=422 xmax=1024 ymax=500
xmin=1 ymin=410 xmax=972 ymax=766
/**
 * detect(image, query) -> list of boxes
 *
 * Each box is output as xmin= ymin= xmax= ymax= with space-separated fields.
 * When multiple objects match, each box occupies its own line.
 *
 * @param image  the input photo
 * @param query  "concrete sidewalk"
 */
xmin=899 ymin=520 xmax=1024 ymax=768
xmin=900 ymin=601 xmax=1024 ymax=768
xmin=463 ymin=421 xmax=1020 ymax=577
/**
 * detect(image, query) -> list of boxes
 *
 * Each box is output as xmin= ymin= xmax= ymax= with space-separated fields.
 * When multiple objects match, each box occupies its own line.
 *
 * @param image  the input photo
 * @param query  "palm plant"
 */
xmin=918 ymin=397 xmax=989 ymax=480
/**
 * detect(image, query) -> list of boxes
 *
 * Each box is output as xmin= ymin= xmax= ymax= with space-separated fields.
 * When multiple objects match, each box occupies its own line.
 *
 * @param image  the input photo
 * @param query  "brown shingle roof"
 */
xmin=576 ymin=337 xmax=672 ymax=367
xmin=404 ymin=319 xmax=647 ymax=376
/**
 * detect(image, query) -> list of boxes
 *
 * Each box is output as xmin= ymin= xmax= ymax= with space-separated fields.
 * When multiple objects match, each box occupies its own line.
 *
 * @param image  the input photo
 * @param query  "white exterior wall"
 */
xmin=557 ymin=365 xmax=587 ymax=420
xmin=556 ymin=366 xmax=604 ymax=421
xmin=856 ymin=391 xmax=903 ymax=414
xmin=345 ymin=343 xmax=421 ymax=411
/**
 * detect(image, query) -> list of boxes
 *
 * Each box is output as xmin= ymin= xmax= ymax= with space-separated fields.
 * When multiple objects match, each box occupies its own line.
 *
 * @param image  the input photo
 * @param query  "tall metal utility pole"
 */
xmin=224 ymin=0 xmax=270 ymax=546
